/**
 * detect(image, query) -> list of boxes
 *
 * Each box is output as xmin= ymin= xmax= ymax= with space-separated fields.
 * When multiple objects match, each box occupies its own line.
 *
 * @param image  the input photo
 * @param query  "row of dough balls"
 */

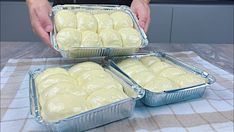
xmin=56 ymin=28 xmax=141 ymax=50
xmin=117 ymin=56 xmax=206 ymax=92
xmin=55 ymin=10 xmax=141 ymax=49
xmin=35 ymin=62 xmax=128 ymax=122
xmin=55 ymin=10 xmax=134 ymax=33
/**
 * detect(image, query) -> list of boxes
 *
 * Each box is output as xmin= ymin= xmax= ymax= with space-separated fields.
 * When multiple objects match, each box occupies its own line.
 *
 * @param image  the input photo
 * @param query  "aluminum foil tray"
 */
xmin=50 ymin=4 xmax=148 ymax=58
xmin=109 ymin=51 xmax=216 ymax=106
xmin=29 ymin=57 xmax=144 ymax=131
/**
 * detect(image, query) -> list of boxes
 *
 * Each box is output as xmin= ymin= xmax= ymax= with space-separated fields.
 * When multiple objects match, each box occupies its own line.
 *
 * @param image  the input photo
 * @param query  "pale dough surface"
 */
xmin=56 ymin=28 xmax=81 ymax=50
xmin=55 ymin=10 xmax=77 ymax=32
xmin=119 ymin=28 xmax=141 ymax=47
xmin=94 ymin=13 xmax=113 ymax=33
xmin=36 ymin=62 xmax=128 ymax=122
xmin=110 ymin=11 xmax=133 ymax=30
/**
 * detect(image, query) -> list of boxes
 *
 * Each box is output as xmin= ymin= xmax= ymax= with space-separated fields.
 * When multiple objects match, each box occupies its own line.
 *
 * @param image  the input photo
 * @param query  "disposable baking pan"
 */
xmin=29 ymin=57 xmax=144 ymax=131
xmin=109 ymin=51 xmax=216 ymax=106
xmin=50 ymin=4 xmax=148 ymax=58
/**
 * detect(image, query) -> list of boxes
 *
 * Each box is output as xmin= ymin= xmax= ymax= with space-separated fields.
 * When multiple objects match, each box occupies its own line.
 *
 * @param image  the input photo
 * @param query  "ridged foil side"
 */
xmin=141 ymin=86 xmax=207 ymax=106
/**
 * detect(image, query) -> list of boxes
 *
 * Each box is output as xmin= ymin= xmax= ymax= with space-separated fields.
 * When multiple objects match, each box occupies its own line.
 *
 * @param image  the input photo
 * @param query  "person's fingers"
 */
xmin=32 ymin=20 xmax=52 ymax=48
xmin=138 ymin=10 xmax=148 ymax=30
xmin=144 ymin=10 xmax=151 ymax=32
xmin=29 ymin=7 xmax=52 ymax=47
xmin=35 ymin=7 xmax=53 ymax=33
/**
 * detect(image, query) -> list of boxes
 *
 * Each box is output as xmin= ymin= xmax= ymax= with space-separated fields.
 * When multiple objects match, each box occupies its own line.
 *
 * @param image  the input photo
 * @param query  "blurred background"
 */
xmin=0 ymin=0 xmax=234 ymax=44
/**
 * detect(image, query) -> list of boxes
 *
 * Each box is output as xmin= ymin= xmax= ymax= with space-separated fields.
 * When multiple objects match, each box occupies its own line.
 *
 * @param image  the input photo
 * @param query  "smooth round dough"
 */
xmin=76 ymin=12 xmax=98 ymax=32
xmin=117 ymin=59 xmax=142 ymax=70
xmin=110 ymin=11 xmax=133 ymax=30
xmin=140 ymin=56 xmax=161 ymax=66
xmin=35 ymin=67 xmax=68 ymax=85
xmin=81 ymin=76 xmax=123 ymax=94
xmin=81 ymin=31 xmax=101 ymax=47
xmin=55 ymin=10 xmax=77 ymax=32
xmin=87 ymin=88 xmax=128 ymax=108
xmin=40 ymin=82 xmax=86 ymax=106
xmin=149 ymin=61 xmax=173 ymax=74
xmin=69 ymin=62 xmax=103 ymax=74
xmin=144 ymin=77 xmax=178 ymax=92
xmin=43 ymin=94 xmax=91 ymax=122
xmin=94 ymin=13 xmax=113 ymax=33
xmin=37 ymin=74 xmax=77 ymax=94
xmin=99 ymin=29 xmax=122 ymax=47
xmin=130 ymin=71 xmax=155 ymax=87
xmin=118 ymin=28 xmax=141 ymax=47
xmin=158 ymin=67 xmax=187 ymax=79
xmin=122 ymin=64 xmax=148 ymax=76
xmin=56 ymin=28 xmax=81 ymax=50
xmin=77 ymin=70 xmax=111 ymax=81
xmin=172 ymin=74 xmax=206 ymax=88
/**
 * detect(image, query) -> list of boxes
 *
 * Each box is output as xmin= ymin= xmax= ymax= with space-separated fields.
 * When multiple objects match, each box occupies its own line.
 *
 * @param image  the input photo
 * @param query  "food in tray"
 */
xmin=110 ymin=11 xmax=133 ymax=30
xmin=172 ymin=74 xmax=206 ymax=88
xmin=140 ymin=56 xmax=161 ymax=66
xmin=54 ymin=10 xmax=77 ymax=32
xmin=99 ymin=29 xmax=122 ymax=47
xmin=87 ymin=88 xmax=128 ymax=108
xmin=76 ymin=12 xmax=98 ymax=32
xmin=56 ymin=28 xmax=81 ymax=50
xmin=94 ymin=13 xmax=113 ymax=33
xmin=119 ymin=28 xmax=141 ymax=47
xmin=35 ymin=62 xmax=128 ymax=122
xmin=81 ymin=31 xmax=101 ymax=47
xmin=144 ymin=76 xmax=178 ymax=92
xmin=43 ymin=94 xmax=91 ymax=122
xmin=117 ymin=56 xmax=206 ymax=92
xmin=54 ymin=10 xmax=141 ymax=49
xmin=35 ymin=67 xmax=68 ymax=85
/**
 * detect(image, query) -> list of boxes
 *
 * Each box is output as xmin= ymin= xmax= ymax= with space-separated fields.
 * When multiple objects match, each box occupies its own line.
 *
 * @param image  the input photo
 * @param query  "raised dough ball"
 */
xmin=131 ymin=71 xmax=155 ymax=87
xmin=94 ymin=13 xmax=113 ymax=33
xmin=81 ymin=31 xmax=101 ymax=47
xmin=158 ymin=67 xmax=187 ymax=79
xmin=118 ymin=28 xmax=141 ymax=47
xmin=117 ymin=59 xmax=142 ymax=70
xmin=87 ymin=88 xmax=128 ymax=108
xmin=122 ymin=64 xmax=148 ymax=76
xmin=110 ymin=11 xmax=133 ymax=30
xmin=35 ymin=67 xmax=68 ymax=85
xmin=144 ymin=77 xmax=178 ymax=92
xmin=43 ymin=94 xmax=91 ymax=122
xmin=172 ymin=74 xmax=206 ymax=88
xmin=40 ymin=82 xmax=86 ymax=106
xmin=55 ymin=10 xmax=77 ymax=32
xmin=149 ymin=61 xmax=173 ymax=74
xmin=99 ymin=29 xmax=122 ymax=47
xmin=140 ymin=56 xmax=161 ymax=66
xmin=56 ymin=28 xmax=81 ymax=50
xmin=76 ymin=12 xmax=98 ymax=32
xmin=69 ymin=62 xmax=103 ymax=74
xmin=37 ymin=74 xmax=77 ymax=94
xmin=75 ymin=68 xmax=122 ymax=92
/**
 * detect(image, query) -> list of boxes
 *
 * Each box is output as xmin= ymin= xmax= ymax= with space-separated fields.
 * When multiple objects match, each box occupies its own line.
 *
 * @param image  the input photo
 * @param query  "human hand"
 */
xmin=26 ymin=0 xmax=53 ymax=47
xmin=130 ymin=0 xmax=151 ymax=32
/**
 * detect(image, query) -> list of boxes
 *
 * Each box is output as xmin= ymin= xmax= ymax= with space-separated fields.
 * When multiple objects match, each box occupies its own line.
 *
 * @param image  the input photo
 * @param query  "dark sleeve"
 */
xmin=53 ymin=0 xmax=133 ymax=6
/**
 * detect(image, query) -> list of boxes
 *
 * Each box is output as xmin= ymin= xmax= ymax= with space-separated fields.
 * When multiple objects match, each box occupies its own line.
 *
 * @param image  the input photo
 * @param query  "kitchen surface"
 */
xmin=1 ymin=0 xmax=234 ymax=132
